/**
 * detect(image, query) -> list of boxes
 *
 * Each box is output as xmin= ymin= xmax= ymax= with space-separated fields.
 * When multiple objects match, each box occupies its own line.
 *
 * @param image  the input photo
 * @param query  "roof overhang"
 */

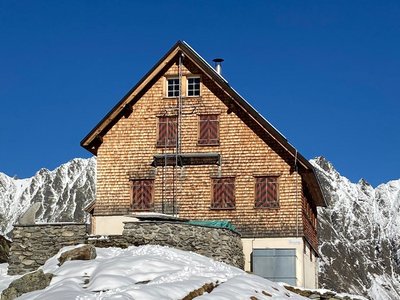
xmin=80 ymin=40 xmax=327 ymax=207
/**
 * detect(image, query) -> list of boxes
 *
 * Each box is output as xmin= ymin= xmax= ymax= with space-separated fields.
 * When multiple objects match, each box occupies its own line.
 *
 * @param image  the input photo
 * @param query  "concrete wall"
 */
xmin=8 ymin=223 xmax=86 ymax=275
xmin=242 ymin=237 xmax=318 ymax=289
xmin=90 ymin=221 xmax=244 ymax=269
xmin=93 ymin=216 xmax=139 ymax=235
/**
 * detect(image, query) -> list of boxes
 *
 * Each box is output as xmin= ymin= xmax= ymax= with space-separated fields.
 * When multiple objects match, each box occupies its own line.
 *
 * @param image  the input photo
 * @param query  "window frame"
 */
xmin=166 ymin=77 xmax=180 ymax=98
xmin=156 ymin=115 xmax=177 ymax=148
xmin=198 ymin=114 xmax=220 ymax=146
xmin=254 ymin=176 xmax=280 ymax=209
xmin=210 ymin=176 xmax=236 ymax=210
xmin=130 ymin=179 xmax=154 ymax=211
xmin=187 ymin=76 xmax=201 ymax=97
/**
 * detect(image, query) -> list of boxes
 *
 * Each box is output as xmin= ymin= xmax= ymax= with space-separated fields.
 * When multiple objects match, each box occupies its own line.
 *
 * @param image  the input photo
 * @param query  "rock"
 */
xmin=0 ymin=235 xmax=11 ymax=263
xmin=1 ymin=269 xmax=53 ymax=300
xmin=58 ymin=244 xmax=96 ymax=266
xmin=18 ymin=203 xmax=41 ymax=225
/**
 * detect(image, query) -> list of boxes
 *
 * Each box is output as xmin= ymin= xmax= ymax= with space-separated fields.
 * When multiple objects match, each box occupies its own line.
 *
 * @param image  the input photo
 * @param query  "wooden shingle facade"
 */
xmin=81 ymin=41 xmax=326 ymax=287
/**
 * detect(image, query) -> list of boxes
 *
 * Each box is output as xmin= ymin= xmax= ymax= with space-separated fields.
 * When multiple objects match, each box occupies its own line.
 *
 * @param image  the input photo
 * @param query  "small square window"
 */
xmin=167 ymin=78 xmax=180 ymax=97
xmin=187 ymin=77 xmax=200 ymax=96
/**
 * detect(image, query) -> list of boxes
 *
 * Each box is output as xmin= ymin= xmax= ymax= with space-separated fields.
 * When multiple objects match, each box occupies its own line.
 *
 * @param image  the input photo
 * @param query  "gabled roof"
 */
xmin=80 ymin=41 xmax=326 ymax=207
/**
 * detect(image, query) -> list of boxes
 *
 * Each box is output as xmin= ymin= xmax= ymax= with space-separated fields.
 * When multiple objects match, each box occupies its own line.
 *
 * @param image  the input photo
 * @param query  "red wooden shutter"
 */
xmin=157 ymin=116 xmax=177 ymax=147
xmin=255 ymin=177 xmax=279 ymax=208
xmin=199 ymin=115 xmax=219 ymax=145
xmin=212 ymin=177 xmax=235 ymax=209
xmin=131 ymin=179 xmax=154 ymax=211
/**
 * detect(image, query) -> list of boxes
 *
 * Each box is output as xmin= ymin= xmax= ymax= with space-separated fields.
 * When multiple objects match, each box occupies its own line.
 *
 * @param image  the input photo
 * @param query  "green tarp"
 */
xmin=187 ymin=220 xmax=238 ymax=233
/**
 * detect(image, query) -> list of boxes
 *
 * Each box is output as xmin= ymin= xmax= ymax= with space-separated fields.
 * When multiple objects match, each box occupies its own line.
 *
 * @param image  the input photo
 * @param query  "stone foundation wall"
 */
xmin=89 ymin=221 xmax=244 ymax=269
xmin=8 ymin=221 xmax=243 ymax=275
xmin=8 ymin=223 xmax=86 ymax=275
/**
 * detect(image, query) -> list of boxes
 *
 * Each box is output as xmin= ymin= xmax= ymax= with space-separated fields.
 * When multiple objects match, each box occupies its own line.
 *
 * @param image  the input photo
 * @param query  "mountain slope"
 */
xmin=1 ymin=157 xmax=400 ymax=299
xmin=311 ymin=157 xmax=400 ymax=299
xmin=0 ymin=158 xmax=96 ymax=236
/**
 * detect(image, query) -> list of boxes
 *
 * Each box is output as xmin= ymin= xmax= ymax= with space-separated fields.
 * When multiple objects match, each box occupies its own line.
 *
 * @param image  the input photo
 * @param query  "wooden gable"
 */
xmin=81 ymin=41 xmax=326 ymax=209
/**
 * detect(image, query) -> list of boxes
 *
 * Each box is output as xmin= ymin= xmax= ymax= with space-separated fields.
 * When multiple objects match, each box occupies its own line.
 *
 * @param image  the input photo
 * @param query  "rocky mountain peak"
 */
xmin=0 ymin=157 xmax=96 ymax=236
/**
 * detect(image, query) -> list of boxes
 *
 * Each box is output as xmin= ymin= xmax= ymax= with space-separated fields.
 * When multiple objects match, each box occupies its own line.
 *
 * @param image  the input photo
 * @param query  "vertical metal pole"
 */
xmin=173 ymin=54 xmax=183 ymax=216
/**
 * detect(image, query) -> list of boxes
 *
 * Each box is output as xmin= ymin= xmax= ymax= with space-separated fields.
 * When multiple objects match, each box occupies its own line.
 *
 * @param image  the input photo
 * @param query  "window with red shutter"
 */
xmin=131 ymin=179 xmax=154 ymax=211
xmin=255 ymin=176 xmax=279 ymax=209
xmin=157 ymin=116 xmax=177 ymax=147
xmin=198 ymin=114 xmax=219 ymax=145
xmin=211 ymin=177 xmax=235 ymax=209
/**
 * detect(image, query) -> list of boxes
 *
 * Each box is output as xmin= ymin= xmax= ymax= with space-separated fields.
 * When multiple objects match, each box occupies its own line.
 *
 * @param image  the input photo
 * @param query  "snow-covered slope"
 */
xmin=0 ymin=158 xmax=96 ymax=236
xmin=311 ymin=157 xmax=400 ymax=299
xmin=0 ymin=244 xmax=360 ymax=300
xmin=1 ymin=157 xmax=400 ymax=299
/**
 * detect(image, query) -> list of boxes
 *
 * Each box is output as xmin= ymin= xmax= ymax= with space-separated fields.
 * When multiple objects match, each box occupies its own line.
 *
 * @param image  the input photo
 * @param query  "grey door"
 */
xmin=252 ymin=248 xmax=296 ymax=285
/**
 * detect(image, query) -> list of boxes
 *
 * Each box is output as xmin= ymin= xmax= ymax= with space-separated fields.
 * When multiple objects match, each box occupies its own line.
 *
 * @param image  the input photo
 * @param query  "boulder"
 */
xmin=1 ymin=269 xmax=53 ymax=300
xmin=0 ymin=235 xmax=11 ymax=263
xmin=58 ymin=244 xmax=97 ymax=266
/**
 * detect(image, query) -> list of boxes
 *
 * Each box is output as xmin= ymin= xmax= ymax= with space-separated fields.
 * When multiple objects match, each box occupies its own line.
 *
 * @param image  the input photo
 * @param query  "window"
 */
xmin=131 ymin=179 xmax=154 ymax=211
xmin=198 ymin=114 xmax=219 ymax=145
xmin=211 ymin=177 xmax=235 ymax=209
xmin=187 ymin=77 xmax=200 ymax=96
xmin=167 ymin=78 xmax=180 ymax=97
xmin=255 ymin=176 xmax=279 ymax=208
xmin=157 ymin=116 xmax=177 ymax=147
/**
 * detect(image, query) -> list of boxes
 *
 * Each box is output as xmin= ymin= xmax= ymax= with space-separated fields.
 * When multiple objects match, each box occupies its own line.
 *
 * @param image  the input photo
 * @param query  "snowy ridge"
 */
xmin=0 ymin=158 xmax=96 ymax=236
xmin=311 ymin=157 xmax=400 ymax=299
xmin=1 ymin=157 xmax=400 ymax=299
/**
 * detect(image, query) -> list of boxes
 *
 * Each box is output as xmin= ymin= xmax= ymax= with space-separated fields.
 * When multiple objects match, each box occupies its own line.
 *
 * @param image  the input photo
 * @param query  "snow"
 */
xmin=311 ymin=157 xmax=400 ymax=299
xmin=0 ymin=157 xmax=96 ymax=236
xmin=0 ymin=263 xmax=19 ymax=294
xmin=0 ymin=245 xmax=308 ymax=299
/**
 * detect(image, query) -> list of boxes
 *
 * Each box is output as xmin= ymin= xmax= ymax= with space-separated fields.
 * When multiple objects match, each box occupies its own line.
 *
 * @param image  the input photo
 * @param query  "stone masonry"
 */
xmin=8 ymin=223 xmax=86 ymax=275
xmin=7 ymin=221 xmax=243 ymax=275
xmin=89 ymin=221 xmax=244 ymax=269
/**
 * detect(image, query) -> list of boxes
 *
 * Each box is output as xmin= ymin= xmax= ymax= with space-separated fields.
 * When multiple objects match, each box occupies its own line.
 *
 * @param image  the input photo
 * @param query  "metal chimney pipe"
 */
xmin=213 ymin=58 xmax=224 ymax=75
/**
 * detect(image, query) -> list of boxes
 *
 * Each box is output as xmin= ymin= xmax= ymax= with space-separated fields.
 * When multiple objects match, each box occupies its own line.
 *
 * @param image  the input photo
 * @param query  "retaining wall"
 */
xmin=8 ymin=221 xmax=244 ymax=275
xmin=89 ymin=221 xmax=244 ymax=269
xmin=8 ymin=223 xmax=86 ymax=275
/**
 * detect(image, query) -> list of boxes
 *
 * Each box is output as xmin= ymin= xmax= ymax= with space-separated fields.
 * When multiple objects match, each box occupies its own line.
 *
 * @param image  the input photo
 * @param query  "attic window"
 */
xmin=187 ymin=77 xmax=200 ymax=96
xmin=167 ymin=78 xmax=180 ymax=97
xmin=211 ymin=177 xmax=236 ymax=209
xmin=255 ymin=176 xmax=279 ymax=209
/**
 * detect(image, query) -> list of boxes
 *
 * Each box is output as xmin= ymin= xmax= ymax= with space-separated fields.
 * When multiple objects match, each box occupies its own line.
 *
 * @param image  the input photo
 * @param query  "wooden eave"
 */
xmin=80 ymin=40 xmax=327 ymax=207
xmin=84 ymin=200 xmax=96 ymax=214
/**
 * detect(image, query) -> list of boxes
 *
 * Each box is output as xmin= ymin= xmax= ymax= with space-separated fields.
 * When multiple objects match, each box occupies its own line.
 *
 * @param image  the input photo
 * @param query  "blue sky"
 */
xmin=0 ymin=1 xmax=399 ymax=187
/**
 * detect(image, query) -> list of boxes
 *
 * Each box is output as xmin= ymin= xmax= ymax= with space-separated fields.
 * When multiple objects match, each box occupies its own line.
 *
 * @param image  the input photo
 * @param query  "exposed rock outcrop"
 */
xmin=1 ymin=269 xmax=53 ymax=300
xmin=58 ymin=244 xmax=96 ymax=266
xmin=0 ymin=235 xmax=10 ymax=263
xmin=0 ymin=157 xmax=96 ymax=236
xmin=285 ymin=285 xmax=367 ymax=300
